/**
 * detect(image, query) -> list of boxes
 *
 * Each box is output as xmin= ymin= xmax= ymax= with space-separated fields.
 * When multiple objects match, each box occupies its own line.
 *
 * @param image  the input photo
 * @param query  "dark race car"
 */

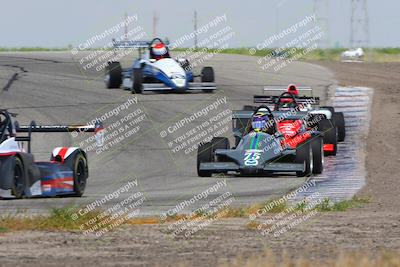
xmin=0 ymin=110 xmax=103 ymax=199
xmin=197 ymin=105 xmax=324 ymax=177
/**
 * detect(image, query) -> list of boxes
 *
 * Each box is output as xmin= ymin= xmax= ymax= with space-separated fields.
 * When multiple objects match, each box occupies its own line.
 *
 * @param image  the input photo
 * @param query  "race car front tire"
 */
xmin=318 ymin=119 xmax=338 ymax=156
xmin=311 ymin=136 xmax=324 ymax=174
xmin=243 ymin=105 xmax=257 ymax=111
xmin=72 ymin=152 xmax=88 ymax=197
xmin=197 ymin=142 xmax=213 ymax=177
xmin=105 ymin=62 xmax=122 ymax=89
xmin=211 ymin=137 xmax=230 ymax=163
xmin=296 ymin=141 xmax=313 ymax=177
xmin=333 ymin=112 xmax=346 ymax=142
xmin=132 ymin=68 xmax=143 ymax=94
xmin=211 ymin=137 xmax=230 ymax=150
xmin=11 ymin=156 xmax=25 ymax=199
xmin=201 ymin=67 xmax=215 ymax=93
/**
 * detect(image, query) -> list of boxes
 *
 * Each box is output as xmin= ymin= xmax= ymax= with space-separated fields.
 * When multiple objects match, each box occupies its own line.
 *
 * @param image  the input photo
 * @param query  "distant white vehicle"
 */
xmin=341 ymin=48 xmax=365 ymax=61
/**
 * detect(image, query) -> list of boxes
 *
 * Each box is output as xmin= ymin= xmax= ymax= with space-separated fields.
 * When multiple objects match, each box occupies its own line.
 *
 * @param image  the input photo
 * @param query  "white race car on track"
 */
xmin=105 ymin=37 xmax=217 ymax=94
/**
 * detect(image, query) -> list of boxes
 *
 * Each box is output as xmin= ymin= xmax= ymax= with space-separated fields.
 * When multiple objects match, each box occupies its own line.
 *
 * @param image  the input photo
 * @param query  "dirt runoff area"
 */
xmin=0 ymin=62 xmax=399 ymax=267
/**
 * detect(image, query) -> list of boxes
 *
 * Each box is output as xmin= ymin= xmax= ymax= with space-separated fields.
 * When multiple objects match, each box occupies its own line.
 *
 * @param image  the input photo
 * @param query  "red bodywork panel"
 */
xmin=278 ymin=120 xmax=311 ymax=149
xmin=323 ymin=144 xmax=334 ymax=152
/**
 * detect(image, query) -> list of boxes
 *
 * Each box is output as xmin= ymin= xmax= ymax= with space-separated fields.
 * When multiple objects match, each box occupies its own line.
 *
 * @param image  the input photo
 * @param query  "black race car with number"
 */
xmin=246 ymin=84 xmax=346 ymax=156
xmin=197 ymin=105 xmax=324 ymax=177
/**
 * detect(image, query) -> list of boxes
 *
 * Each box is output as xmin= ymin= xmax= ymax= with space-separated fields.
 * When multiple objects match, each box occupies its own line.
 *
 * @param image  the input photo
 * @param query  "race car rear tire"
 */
xmin=333 ymin=112 xmax=346 ymax=142
xmin=296 ymin=141 xmax=312 ymax=177
xmin=197 ymin=142 xmax=213 ymax=177
xmin=132 ymin=68 xmax=143 ymax=94
xmin=105 ymin=62 xmax=122 ymax=89
xmin=11 ymin=157 xmax=25 ymax=199
xmin=243 ymin=105 xmax=257 ymax=111
xmin=201 ymin=67 xmax=215 ymax=93
xmin=318 ymin=119 xmax=337 ymax=156
xmin=320 ymin=106 xmax=335 ymax=114
xmin=311 ymin=137 xmax=324 ymax=174
xmin=72 ymin=153 xmax=88 ymax=197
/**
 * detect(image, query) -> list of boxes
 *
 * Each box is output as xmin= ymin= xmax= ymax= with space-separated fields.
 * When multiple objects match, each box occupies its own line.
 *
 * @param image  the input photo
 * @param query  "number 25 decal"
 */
xmin=244 ymin=151 xmax=261 ymax=166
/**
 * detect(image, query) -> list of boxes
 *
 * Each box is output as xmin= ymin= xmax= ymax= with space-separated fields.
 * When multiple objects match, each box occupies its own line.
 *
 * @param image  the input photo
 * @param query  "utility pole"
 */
xmin=124 ymin=12 xmax=128 ymax=41
xmin=194 ymin=11 xmax=198 ymax=49
xmin=350 ymin=0 xmax=369 ymax=49
xmin=275 ymin=5 xmax=280 ymax=49
xmin=313 ymin=0 xmax=330 ymax=49
xmin=152 ymin=11 xmax=159 ymax=38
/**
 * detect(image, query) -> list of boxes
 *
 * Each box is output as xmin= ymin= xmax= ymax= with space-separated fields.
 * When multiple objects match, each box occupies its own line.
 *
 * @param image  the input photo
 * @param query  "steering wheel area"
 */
xmin=0 ymin=110 xmax=12 ymax=143
xmin=275 ymin=92 xmax=299 ymax=111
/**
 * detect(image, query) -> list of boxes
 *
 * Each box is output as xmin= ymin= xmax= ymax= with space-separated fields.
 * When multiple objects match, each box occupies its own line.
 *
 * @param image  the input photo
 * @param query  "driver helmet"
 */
xmin=152 ymin=43 xmax=168 ymax=60
xmin=287 ymin=84 xmax=299 ymax=96
xmin=251 ymin=111 xmax=269 ymax=132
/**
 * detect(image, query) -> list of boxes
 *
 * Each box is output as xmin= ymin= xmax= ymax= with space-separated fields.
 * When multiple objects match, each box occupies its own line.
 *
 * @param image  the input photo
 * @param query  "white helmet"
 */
xmin=152 ymin=43 xmax=168 ymax=57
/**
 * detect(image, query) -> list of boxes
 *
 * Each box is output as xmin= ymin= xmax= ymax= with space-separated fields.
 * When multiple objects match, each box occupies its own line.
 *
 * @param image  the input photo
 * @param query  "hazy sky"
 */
xmin=1 ymin=0 xmax=398 ymax=48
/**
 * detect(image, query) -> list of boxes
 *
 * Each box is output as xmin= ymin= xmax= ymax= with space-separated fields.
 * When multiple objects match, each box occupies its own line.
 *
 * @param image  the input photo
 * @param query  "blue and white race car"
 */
xmin=105 ymin=38 xmax=217 ymax=93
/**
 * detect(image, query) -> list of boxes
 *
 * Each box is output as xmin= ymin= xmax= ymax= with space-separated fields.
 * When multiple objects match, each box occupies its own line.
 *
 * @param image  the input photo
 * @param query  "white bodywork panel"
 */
xmin=30 ymin=180 xmax=42 ymax=196
xmin=309 ymin=109 xmax=332 ymax=119
xmin=0 ymin=138 xmax=21 ymax=154
xmin=151 ymin=58 xmax=186 ymax=78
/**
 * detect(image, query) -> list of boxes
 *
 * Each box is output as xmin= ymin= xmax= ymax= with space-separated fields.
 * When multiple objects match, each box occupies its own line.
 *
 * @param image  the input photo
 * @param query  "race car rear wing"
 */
xmin=112 ymin=39 xmax=150 ymax=49
xmin=232 ymin=110 xmax=309 ymax=120
xmin=263 ymin=86 xmax=313 ymax=96
xmin=15 ymin=122 xmax=103 ymax=133
xmin=14 ymin=121 xmax=104 ymax=152
xmin=253 ymin=95 xmax=320 ymax=106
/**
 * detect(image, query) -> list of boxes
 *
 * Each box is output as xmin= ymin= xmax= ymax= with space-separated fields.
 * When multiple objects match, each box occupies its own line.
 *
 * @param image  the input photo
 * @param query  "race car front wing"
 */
xmin=199 ymin=162 xmax=305 ymax=173
xmin=141 ymin=82 xmax=217 ymax=91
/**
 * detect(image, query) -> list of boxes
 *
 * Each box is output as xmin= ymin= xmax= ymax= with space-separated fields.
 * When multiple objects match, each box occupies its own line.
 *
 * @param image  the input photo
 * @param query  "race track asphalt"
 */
xmin=0 ymin=52 xmax=335 ymax=215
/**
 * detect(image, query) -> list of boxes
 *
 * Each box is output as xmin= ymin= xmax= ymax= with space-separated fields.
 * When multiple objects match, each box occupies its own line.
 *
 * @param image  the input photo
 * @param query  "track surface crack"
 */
xmin=1 ymin=64 xmax=28 ymax=91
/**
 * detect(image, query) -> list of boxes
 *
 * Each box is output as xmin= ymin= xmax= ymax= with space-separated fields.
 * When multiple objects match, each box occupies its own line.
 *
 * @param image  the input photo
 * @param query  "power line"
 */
xmin=152 ymin=11 xmax=159 ymax=38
